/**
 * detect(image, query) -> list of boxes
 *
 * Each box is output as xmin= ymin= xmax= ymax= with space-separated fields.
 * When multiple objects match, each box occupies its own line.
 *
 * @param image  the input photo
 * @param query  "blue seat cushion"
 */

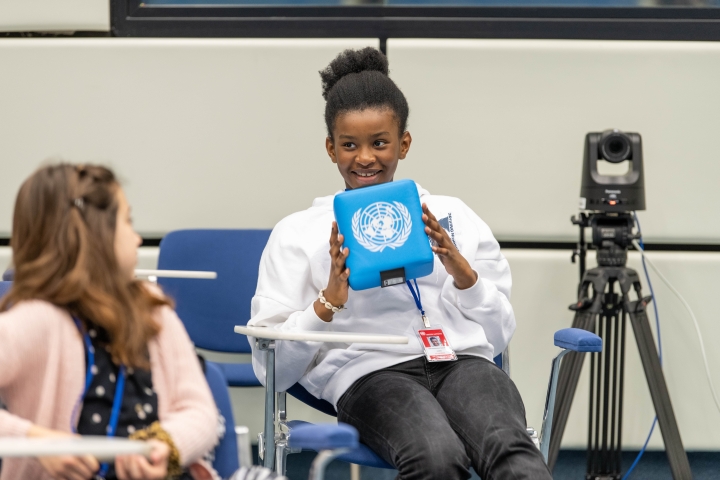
xmin=287 ymin=421 xmax=358 ymax=451
xmin=287 ymin=421 xmax=393 ymax=469
xmin=217 ymin=363 xmax=262 ymax=387
xmin=287 ymin=383 xmax=337 ymax=417
xmin=335 ymin=442 xmax=394 ymax=469
xmin=554 ymin=328 xmax=602 ymax=353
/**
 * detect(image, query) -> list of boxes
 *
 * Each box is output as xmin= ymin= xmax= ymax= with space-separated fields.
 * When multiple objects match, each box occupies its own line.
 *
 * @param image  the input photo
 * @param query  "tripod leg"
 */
xmin=547 ymin=310 xmax=596 ymax=470
xmin=628 ymin=306 xmax=692 ymax=479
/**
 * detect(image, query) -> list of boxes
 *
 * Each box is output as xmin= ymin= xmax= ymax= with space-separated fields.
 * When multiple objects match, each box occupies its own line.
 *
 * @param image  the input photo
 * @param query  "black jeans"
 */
xmin=337 ymin=356 xmax=552 ymax=480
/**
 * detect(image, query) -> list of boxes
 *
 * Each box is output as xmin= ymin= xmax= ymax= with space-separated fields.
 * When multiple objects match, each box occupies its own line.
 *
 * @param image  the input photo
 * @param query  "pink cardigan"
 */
xmin=0 ymin=299 xmax=219 ymax=480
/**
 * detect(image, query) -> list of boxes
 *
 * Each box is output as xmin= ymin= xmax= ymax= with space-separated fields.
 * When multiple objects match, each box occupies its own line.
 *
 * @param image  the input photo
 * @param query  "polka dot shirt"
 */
xmin=76 ymin=325 xmax=161 ymax=479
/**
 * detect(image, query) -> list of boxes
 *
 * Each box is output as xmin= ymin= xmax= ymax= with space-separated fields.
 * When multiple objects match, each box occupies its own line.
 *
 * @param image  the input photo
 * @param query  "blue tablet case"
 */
xmin=334 ymin=179 xmax=434 ymax=291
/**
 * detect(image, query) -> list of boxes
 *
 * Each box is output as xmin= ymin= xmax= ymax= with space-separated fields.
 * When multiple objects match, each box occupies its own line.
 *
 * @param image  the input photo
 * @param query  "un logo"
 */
xmin=352 ymin=201 xmax=412 ymax=253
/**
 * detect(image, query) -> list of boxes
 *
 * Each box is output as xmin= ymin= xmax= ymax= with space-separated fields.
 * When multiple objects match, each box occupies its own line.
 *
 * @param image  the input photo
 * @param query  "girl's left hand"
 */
xmin=115 ymin=440 xmax=169 ymax=480
xmin=422 ymin=203 xmax=478 ymax=290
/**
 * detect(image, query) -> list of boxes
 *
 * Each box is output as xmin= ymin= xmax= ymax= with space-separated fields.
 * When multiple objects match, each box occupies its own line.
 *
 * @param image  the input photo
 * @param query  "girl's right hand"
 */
xmin=115 ymin=439 xmax=169 ymax=480
xmin=315 ymin=221 xmax=350 ymax=322
xmin=27 ymin=425 xmax=99 ymax=480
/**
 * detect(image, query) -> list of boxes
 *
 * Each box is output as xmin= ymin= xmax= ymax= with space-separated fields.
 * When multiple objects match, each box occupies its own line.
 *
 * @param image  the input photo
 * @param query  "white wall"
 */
xmin=3 ymin=39 xmax=719 ymax=242
xmin=508 ymin=249 xmax=720 ymax=451
xmin=3 ymin=39 xmax=719 ymax=241
xmin=0 ymin=0 xmax=109 ymax=32
xmin=0 ymin=38 xmax=378 ymax=237
xmin=1 ymin=38 xmax=719 ymax=452
xmin=388 ymin=39 xmax=720 ymax=243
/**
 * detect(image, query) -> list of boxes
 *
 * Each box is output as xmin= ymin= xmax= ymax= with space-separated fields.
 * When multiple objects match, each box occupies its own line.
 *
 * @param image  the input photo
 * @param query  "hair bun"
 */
xmin=320 ymin=47 xmax=389 ymax=100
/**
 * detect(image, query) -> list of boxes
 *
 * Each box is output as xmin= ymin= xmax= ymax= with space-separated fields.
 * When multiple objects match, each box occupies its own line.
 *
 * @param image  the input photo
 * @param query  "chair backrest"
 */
xmin=205 ymin=361 xmax=240 ymax=478
xmin=0 ymin=281 xmax=12 ymax=298
xmin=494 ymin=352 xmax=504 ymax=372
xmin=157 ymin=229 xmax=271 ymax=353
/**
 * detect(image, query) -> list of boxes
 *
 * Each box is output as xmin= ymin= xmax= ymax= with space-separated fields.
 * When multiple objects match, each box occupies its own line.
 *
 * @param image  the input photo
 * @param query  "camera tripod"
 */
xmin=546 ymin=213 xmax=692 ymax=480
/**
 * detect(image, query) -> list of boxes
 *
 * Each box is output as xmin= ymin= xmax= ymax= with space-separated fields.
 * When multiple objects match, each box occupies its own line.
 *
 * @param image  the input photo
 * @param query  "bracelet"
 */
xmin=318 ymin=289 xmax=345 ymax=314
xmin=129 ymin=421 xmax=183 ymax=478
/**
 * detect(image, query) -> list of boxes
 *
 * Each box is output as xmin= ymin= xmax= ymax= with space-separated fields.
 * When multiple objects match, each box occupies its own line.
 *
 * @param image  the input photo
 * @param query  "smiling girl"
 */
xmin=249 ymin=48 xmax=551 ymax=479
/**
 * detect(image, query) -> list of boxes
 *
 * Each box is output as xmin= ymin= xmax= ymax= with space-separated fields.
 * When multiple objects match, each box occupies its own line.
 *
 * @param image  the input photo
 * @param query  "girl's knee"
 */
xmin=396 ymin=435 xmax=471 ymax=480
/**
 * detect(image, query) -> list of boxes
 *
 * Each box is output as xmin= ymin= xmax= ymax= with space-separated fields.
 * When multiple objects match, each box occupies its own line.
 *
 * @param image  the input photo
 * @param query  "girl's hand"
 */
xmin=115 ymin=439 xmax=169 ymax=480
xmin=27 ymin=425 xmax=99 ymax=480
xmin=422 ymin=204 xmax=478 ymax=290
xmin=314 ymin=221 xmax=350 ymax=322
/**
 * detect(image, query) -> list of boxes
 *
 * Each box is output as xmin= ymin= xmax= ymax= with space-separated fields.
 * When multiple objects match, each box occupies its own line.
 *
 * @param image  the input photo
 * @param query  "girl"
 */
xmin=249 ymin=48 xmax=553 ymax=479
xmin=0 ymin=164 xmax=218 ymax=480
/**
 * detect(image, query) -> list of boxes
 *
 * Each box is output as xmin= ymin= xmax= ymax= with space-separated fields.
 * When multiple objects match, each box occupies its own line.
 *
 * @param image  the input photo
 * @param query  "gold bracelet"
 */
xmin=129 ymin=421 xmax=183 ymax=478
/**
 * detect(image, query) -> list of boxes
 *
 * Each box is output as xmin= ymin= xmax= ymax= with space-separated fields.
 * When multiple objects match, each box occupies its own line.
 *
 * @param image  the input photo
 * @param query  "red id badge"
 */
xmin=415 ymin=326 xmax=457 ymax=362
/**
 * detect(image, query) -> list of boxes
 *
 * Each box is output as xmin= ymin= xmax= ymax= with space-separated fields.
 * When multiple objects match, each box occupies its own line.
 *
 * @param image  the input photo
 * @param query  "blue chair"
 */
xmin=0 ymin=281 xmax=11 ymax=298
xmin=206 ymin=359 xmax=360 ymax=480
xmin=255 ymin=327 xmax=601 ymax=475
xmin=288 ymin=423 xmax=359 ymax=480
xmin=2 ymin=269 xmax=13 ymax=281
xmin=157 ymin=229 xmax=272 ymax=387
xmin=204 ymin=361 xmax=243 ymax=478
xmin=271 ymin=352 xmax=509 ymax=471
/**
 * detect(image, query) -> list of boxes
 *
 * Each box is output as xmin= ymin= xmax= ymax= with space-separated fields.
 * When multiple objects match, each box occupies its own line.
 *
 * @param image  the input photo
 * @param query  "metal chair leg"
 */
xmin=256 ymin=338 xmax=276 ymax=470
xmin=275 ymin=392 xmax=301 ymax=476
xmin=309 ymin=449 xmax=350 ymax=480
xmin=539 ymin=349 xmax=569 ymax=462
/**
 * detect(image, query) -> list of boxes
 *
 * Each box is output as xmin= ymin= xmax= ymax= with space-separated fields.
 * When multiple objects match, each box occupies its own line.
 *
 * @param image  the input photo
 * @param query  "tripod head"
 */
xmin=572 ymin=212 xmax=640 ymax=269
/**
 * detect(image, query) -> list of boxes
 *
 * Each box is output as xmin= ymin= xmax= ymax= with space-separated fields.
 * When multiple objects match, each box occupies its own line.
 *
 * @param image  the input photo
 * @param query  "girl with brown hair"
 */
xmin=0 ymin=164 xmax=218 ymax=480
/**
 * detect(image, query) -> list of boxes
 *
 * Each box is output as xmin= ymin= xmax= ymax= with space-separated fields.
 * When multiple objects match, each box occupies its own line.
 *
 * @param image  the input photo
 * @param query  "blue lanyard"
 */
xmin=406 ymin=279 xmax=431 ymax=328
xmin=72 ymin=317 xmax=127 ymax=478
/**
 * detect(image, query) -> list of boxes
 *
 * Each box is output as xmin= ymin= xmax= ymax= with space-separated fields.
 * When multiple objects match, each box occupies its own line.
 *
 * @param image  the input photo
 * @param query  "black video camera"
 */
xmin=580 ymin=129 xmax=645 ymax=213
xmin=573 ymin=129 xmax=645 ymax=267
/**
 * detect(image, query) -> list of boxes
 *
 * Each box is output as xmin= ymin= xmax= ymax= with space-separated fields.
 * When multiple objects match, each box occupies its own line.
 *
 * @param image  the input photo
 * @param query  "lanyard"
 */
xmin=72 ymin=317 xmax=127 ymax=479
xmin=406 ymin=279 xmax=430 ymax=328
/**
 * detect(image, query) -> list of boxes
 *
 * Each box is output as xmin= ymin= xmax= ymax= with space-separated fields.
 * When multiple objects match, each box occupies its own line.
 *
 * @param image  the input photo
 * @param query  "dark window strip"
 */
xmin=112 ymin=1 xmax=720 ymax=40
xmin=112 ymin=18 xmax=720 ymax=41
xmin=1 ymin=32 xmax=112 ymax=37
xmin=124 ymin=3 xmax=720 ymax=19
xmin=499 ymin=241 xmax=720 ymax=252
xmin=142 ymin=238 xmax=163 ymax=247
xmin=2 ymin=237 xmax=718 ymax=252
xmin=500 ymin=241 xmax=577 ymax=250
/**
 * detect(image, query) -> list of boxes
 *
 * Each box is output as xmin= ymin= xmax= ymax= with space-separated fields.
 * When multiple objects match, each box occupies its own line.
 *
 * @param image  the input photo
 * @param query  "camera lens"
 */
xmin=599 ymin=130 xmax=632 ymax=164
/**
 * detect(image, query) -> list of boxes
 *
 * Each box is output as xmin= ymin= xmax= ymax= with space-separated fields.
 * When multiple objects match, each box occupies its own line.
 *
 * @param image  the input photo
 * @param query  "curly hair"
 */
xmin=320 ymin=47 xmax=409 ymax=138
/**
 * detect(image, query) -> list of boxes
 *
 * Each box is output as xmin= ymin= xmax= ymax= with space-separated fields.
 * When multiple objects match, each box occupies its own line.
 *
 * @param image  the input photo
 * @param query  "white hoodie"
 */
xmin=248 ymin=183 xmax=515 ymax=407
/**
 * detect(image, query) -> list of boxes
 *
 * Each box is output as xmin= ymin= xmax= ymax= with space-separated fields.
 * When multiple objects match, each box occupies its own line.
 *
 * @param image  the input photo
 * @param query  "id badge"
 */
xmin=415 ymin=326 xmax=457 ymax=362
